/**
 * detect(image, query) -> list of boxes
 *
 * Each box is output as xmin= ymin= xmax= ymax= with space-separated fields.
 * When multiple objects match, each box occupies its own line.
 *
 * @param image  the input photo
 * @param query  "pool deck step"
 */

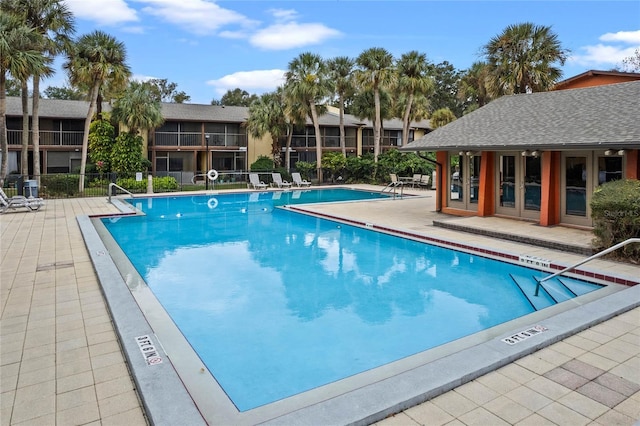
xmin=432 ymin=216 xmax=594 ymax=256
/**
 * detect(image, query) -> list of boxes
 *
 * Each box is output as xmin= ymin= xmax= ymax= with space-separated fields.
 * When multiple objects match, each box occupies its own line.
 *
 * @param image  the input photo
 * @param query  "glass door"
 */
xmin=522 ymin=156 xmax=541 ymax=219
xmin=449 ymin=153 xmax=480 ymax=211
xmin=561 ymin=153 xmax=591 ymax=226
xmin=496 ymin=153 xmax=517 ymax=215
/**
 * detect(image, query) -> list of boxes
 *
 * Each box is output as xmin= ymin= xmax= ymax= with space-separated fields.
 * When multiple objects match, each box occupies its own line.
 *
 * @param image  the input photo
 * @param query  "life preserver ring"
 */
xmin=207 ymin=169 xmax=219 ymax=181
xmin=207 ymin=197 xmax=218 ymax=209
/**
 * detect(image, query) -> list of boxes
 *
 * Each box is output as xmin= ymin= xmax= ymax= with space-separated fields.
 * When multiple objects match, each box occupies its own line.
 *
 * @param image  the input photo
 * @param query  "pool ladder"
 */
xmin=534 ymin=238 xmax=640 ymax=296
xmin=108 ymin=183 xmax=134 ymax=203
xmin=381 ymin=182 xmax=404 ymax=199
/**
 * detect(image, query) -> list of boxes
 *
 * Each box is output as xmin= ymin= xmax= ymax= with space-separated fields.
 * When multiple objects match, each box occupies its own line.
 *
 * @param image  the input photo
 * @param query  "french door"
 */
xmin=496 ymin=152 xmax=541 ymax=220
xmin=449 ymin=153 xmax=480 ymax=210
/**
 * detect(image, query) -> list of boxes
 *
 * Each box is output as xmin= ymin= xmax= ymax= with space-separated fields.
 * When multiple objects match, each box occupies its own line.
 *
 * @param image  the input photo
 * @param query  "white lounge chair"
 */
xmin=0 ymin=187 xmax=45 ymax=213
xmin=291 ymin=172 xmax=311 ymax=187
xmin=271 ymin=173 xmax=291 ymax=188
xmin=248 ymin=173 xmax=267 ymax=190
xmin=389 ymin=174 xmax=404 ymax=187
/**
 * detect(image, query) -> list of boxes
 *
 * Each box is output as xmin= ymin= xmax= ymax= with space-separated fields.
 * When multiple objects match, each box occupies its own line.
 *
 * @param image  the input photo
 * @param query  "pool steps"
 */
xmin=509 ymin=274 xmax=603 ymax=311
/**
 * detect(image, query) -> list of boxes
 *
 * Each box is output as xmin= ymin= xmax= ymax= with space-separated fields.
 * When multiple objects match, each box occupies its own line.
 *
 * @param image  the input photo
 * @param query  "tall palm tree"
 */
xmin=483 ymin=22 xmax=568 ymax=96
xmin=284 ymin=52 xmax=330 ymax=182
xmin=4 ymin=0 xmax=75 ymax=182
xmin=0 ymin=12 xmax=43 ymax=184
xmin=245 ymin=90 xmax=287 ymax=167
xmin=327 ymin=56 xmax=354 ymax=156
xmin=64 ymin=30 xmax=130 ymax=192
xmin=355 ymin=47 xmax=395 ymax=161
xmin=281 ymin=86 xmax=307 ymax=171
xmin=396 ymin=51 xmax=433 ymax=146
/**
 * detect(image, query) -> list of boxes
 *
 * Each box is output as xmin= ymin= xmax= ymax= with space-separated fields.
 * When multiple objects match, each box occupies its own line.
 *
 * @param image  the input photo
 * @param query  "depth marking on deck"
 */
xmin=135 ymin=335 xmax=163 ymax=365
xmin=502 ymin=325 xmax=548 ymax=345
xmin=518 ymin=255 xmax=551 ymax=268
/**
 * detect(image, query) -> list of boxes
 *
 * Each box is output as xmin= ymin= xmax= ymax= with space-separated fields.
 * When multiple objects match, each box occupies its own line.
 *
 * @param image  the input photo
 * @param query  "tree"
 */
xmin=245 ymin=91 xmax=287 ymax=167
xmin=5 ymin=78 xmax=21 ymax=96
xmin=285 ymin=52 xmax=331 ymax=181
xmin=214 ymin=88 xmax=258 ymax=106
xmin=0 ymin=12 xmax=42 ymax=183
xmin=430 ymin=108 xmax=457 ymax=129
xmin=88 ymin=118 xmax=114 ymax=173
xmin=426 ymin=61 xmax=464 ymax=117
xmin=146 ymin=78 xmax=190 ymax=103
xmin=64 ymin=30 xmax=130 ymax=192
xmin=621 ymin=48 xmax=640 ymax=72
xmin=396 ymin=51 xmax=433 ymax=145
xmin=110 ymin=82 xmax=163 ymax=175
xmin=457 ymin=61 xmax=493 ymax=114
xmin=355 ymin=47 xmax=395 ymax=162
xmin=483 ymin=22 xmax=568 ymax=96
xmin=43 ymin=84 xmax=84 ymax=100
xmin=4 ymin=0 xmax=76 ymax=182
xmin=327 ymin=56 xmax=354 ymax=156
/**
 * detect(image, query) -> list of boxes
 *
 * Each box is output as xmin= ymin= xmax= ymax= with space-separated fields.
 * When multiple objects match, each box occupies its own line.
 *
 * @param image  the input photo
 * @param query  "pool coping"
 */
xmin=78 ymin=194 xmax=640 ymax=426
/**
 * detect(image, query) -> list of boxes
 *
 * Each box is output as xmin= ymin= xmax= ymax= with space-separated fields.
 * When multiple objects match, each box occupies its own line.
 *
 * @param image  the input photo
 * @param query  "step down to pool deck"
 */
xmin=432 ymin=218 xmax=594 ymax=256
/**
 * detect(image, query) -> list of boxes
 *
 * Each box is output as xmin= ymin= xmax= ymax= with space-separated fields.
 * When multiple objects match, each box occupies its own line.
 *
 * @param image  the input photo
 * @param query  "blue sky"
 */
xmin=52 ymin=0 xmax=640 ymax=104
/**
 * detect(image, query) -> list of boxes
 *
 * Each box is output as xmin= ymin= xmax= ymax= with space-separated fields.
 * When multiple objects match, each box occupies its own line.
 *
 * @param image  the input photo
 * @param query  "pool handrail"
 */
xmin=108 ymin=182 xmax=134 ymax=203
xmin=535 ymin=238 xmax=640 ymax=296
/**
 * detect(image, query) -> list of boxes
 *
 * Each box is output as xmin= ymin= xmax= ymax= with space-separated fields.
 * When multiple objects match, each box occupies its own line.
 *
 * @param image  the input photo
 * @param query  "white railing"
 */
xmin=108 ymin=183 xmax=134 ymax=203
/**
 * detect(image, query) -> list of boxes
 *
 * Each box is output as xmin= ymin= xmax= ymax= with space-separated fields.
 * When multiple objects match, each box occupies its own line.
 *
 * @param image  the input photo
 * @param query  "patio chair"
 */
xmin=389 ymin=174 xmax=404 ymax=187
xmin=248 ymin=173 xmax=267 ymax=190
xmin=271 ymin=173 xmax=292 ymax=188
xmin=291 ymin=172 xmax=311 ymax=187
xmin=410 ymin=173 xmax=422 ymax=188
xmin=0 ymin=187 xmax=45 ymax=213
xmin=418 ymin=174 xmax=431 ymax=189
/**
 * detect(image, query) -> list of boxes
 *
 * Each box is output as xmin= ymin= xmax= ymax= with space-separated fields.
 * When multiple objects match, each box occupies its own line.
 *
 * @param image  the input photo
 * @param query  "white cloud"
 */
xmin=569 ymin=29 xmax=640 ymax=69
xmin=268 ymin=8 xmax=299 ymax=22
xmin=600 ymin=29 xmax=640 ymax=44
xmin=207 ymin=69 xmax=286 ymax=96
xmin=251 ymin=22 xmax=341 ymax=50
xmin=136 ymin=0 xmax=258 ymax=35
xmin=63 ymin=0 xmax=138 ymax=26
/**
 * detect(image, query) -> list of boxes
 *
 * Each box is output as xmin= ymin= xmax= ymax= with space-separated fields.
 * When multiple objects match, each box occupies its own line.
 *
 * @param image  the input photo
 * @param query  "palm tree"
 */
xmin=457 ymin=61 xmax=493 ymax=114
xmin=4 ymin=0 xmax=75 ymax=183
xmin=483 ymin=22 xmax=568 ymax=96
xmin=281 ymin=86 xmax=307 ymax=171
xmin=110 ymin=81 xmax=163 ymax=175
xmin=64 ymin=30 xmax=130 ymax=192
xmin=284 ymin=52 xmax=330 ymax=182
xmin=245 ymin=90 xmax=287 ymax=167
xmin=0 ymin=12 xmax=43 ymax=184
xmin=396 ymin=51 xmax=433 ymax=146
xmin=327 ymin=56 xmax=354 ymax=156
xmin=355 ymin=47 xmax=395 ymax=161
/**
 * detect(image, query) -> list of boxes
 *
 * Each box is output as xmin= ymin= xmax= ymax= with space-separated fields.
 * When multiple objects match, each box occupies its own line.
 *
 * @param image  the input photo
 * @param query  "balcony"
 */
xmin=154 ymin=132 xmax=247 ymax=148
xmin=7 ymin=130 xmax=84 ymax=146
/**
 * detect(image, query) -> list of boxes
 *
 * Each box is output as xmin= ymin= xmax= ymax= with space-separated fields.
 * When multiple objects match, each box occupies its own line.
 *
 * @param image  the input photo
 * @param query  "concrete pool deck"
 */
xmin=1 ymin=186 xmax=639 ymax=425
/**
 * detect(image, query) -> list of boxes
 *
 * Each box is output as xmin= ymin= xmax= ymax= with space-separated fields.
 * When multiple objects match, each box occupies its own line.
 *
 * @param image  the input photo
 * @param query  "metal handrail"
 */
xmin=108 ymin=183 xmax=134 ymax=203
xmin=534 ymin=238 xmax=640 ymax=296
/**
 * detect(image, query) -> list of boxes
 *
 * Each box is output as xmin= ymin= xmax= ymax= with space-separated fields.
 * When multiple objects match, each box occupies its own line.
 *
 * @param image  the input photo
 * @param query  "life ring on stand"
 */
xmin=207 ymin=197 xmax=218 ymax=209
xmin=207 ymin=169 xmax=219 ymax=181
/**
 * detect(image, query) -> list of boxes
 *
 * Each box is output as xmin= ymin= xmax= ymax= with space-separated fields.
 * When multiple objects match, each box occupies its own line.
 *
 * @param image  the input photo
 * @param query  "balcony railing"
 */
xmin=154 ymin=132 xmax=248 ymax=148
xmin=282 ymin=136 xmax=357 ymax=149
xmin=7 ymin=129 xmax=84 ymax=146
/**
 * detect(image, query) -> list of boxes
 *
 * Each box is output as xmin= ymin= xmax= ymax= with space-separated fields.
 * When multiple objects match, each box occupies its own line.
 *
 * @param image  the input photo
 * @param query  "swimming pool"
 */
xmin=101 ymin=189 xmax=605 ymax=412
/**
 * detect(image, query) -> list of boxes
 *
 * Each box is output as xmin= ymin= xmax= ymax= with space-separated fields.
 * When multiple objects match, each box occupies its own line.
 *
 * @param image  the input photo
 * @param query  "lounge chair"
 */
xmin=418 ymin=174 xmax=431 ymax=189
xmin=271 ymin=173 xmax=292 ymax=188
xmin=291 ymin=172 xmax=311 ymax=187
xmin=0 ymin=187 xmax=45 ymax=213
xmin=248 ymin=173 xmax=267 ymax=190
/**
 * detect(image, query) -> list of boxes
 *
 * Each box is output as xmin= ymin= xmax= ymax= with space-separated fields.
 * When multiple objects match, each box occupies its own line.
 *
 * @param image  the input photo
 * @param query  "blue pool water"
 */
xmin=103 ymin=189 xmax=603 ymax=411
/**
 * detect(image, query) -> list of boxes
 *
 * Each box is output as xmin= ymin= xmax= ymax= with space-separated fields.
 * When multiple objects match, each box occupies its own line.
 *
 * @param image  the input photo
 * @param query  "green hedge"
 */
xmin=590 ymin=179 xmax=640 ymax=262
xmin=116 ymin=176 xmax=178 ymax=193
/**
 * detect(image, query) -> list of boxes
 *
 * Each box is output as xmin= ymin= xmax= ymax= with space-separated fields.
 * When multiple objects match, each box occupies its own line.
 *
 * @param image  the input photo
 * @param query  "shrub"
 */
xmin=250 ymin=156 xmax=274 ymax=171
xmin=116 ymin=176 xmax=178 ymax=193
xmin=41 ymin=174 xmax=80 ymax=197
xmin=590 ymin=179 xmax=640 ymax=262
xmin=293 ymin=161 xmax=316 ymax=181
xmin=322 ymin=152 xmax=347 ymax=183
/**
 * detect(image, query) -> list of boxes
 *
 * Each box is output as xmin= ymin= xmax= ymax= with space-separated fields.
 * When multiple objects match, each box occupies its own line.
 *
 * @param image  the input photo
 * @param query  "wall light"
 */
xmin=604 ymin=150 xmax=613 ymax=156
xmin=521 ymin=150 xmax=529 ymax=157
xmin=531 ymin=150 xmax=539 ymax=158
xmin=617 ymin=149 xmax=626 ymax=156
